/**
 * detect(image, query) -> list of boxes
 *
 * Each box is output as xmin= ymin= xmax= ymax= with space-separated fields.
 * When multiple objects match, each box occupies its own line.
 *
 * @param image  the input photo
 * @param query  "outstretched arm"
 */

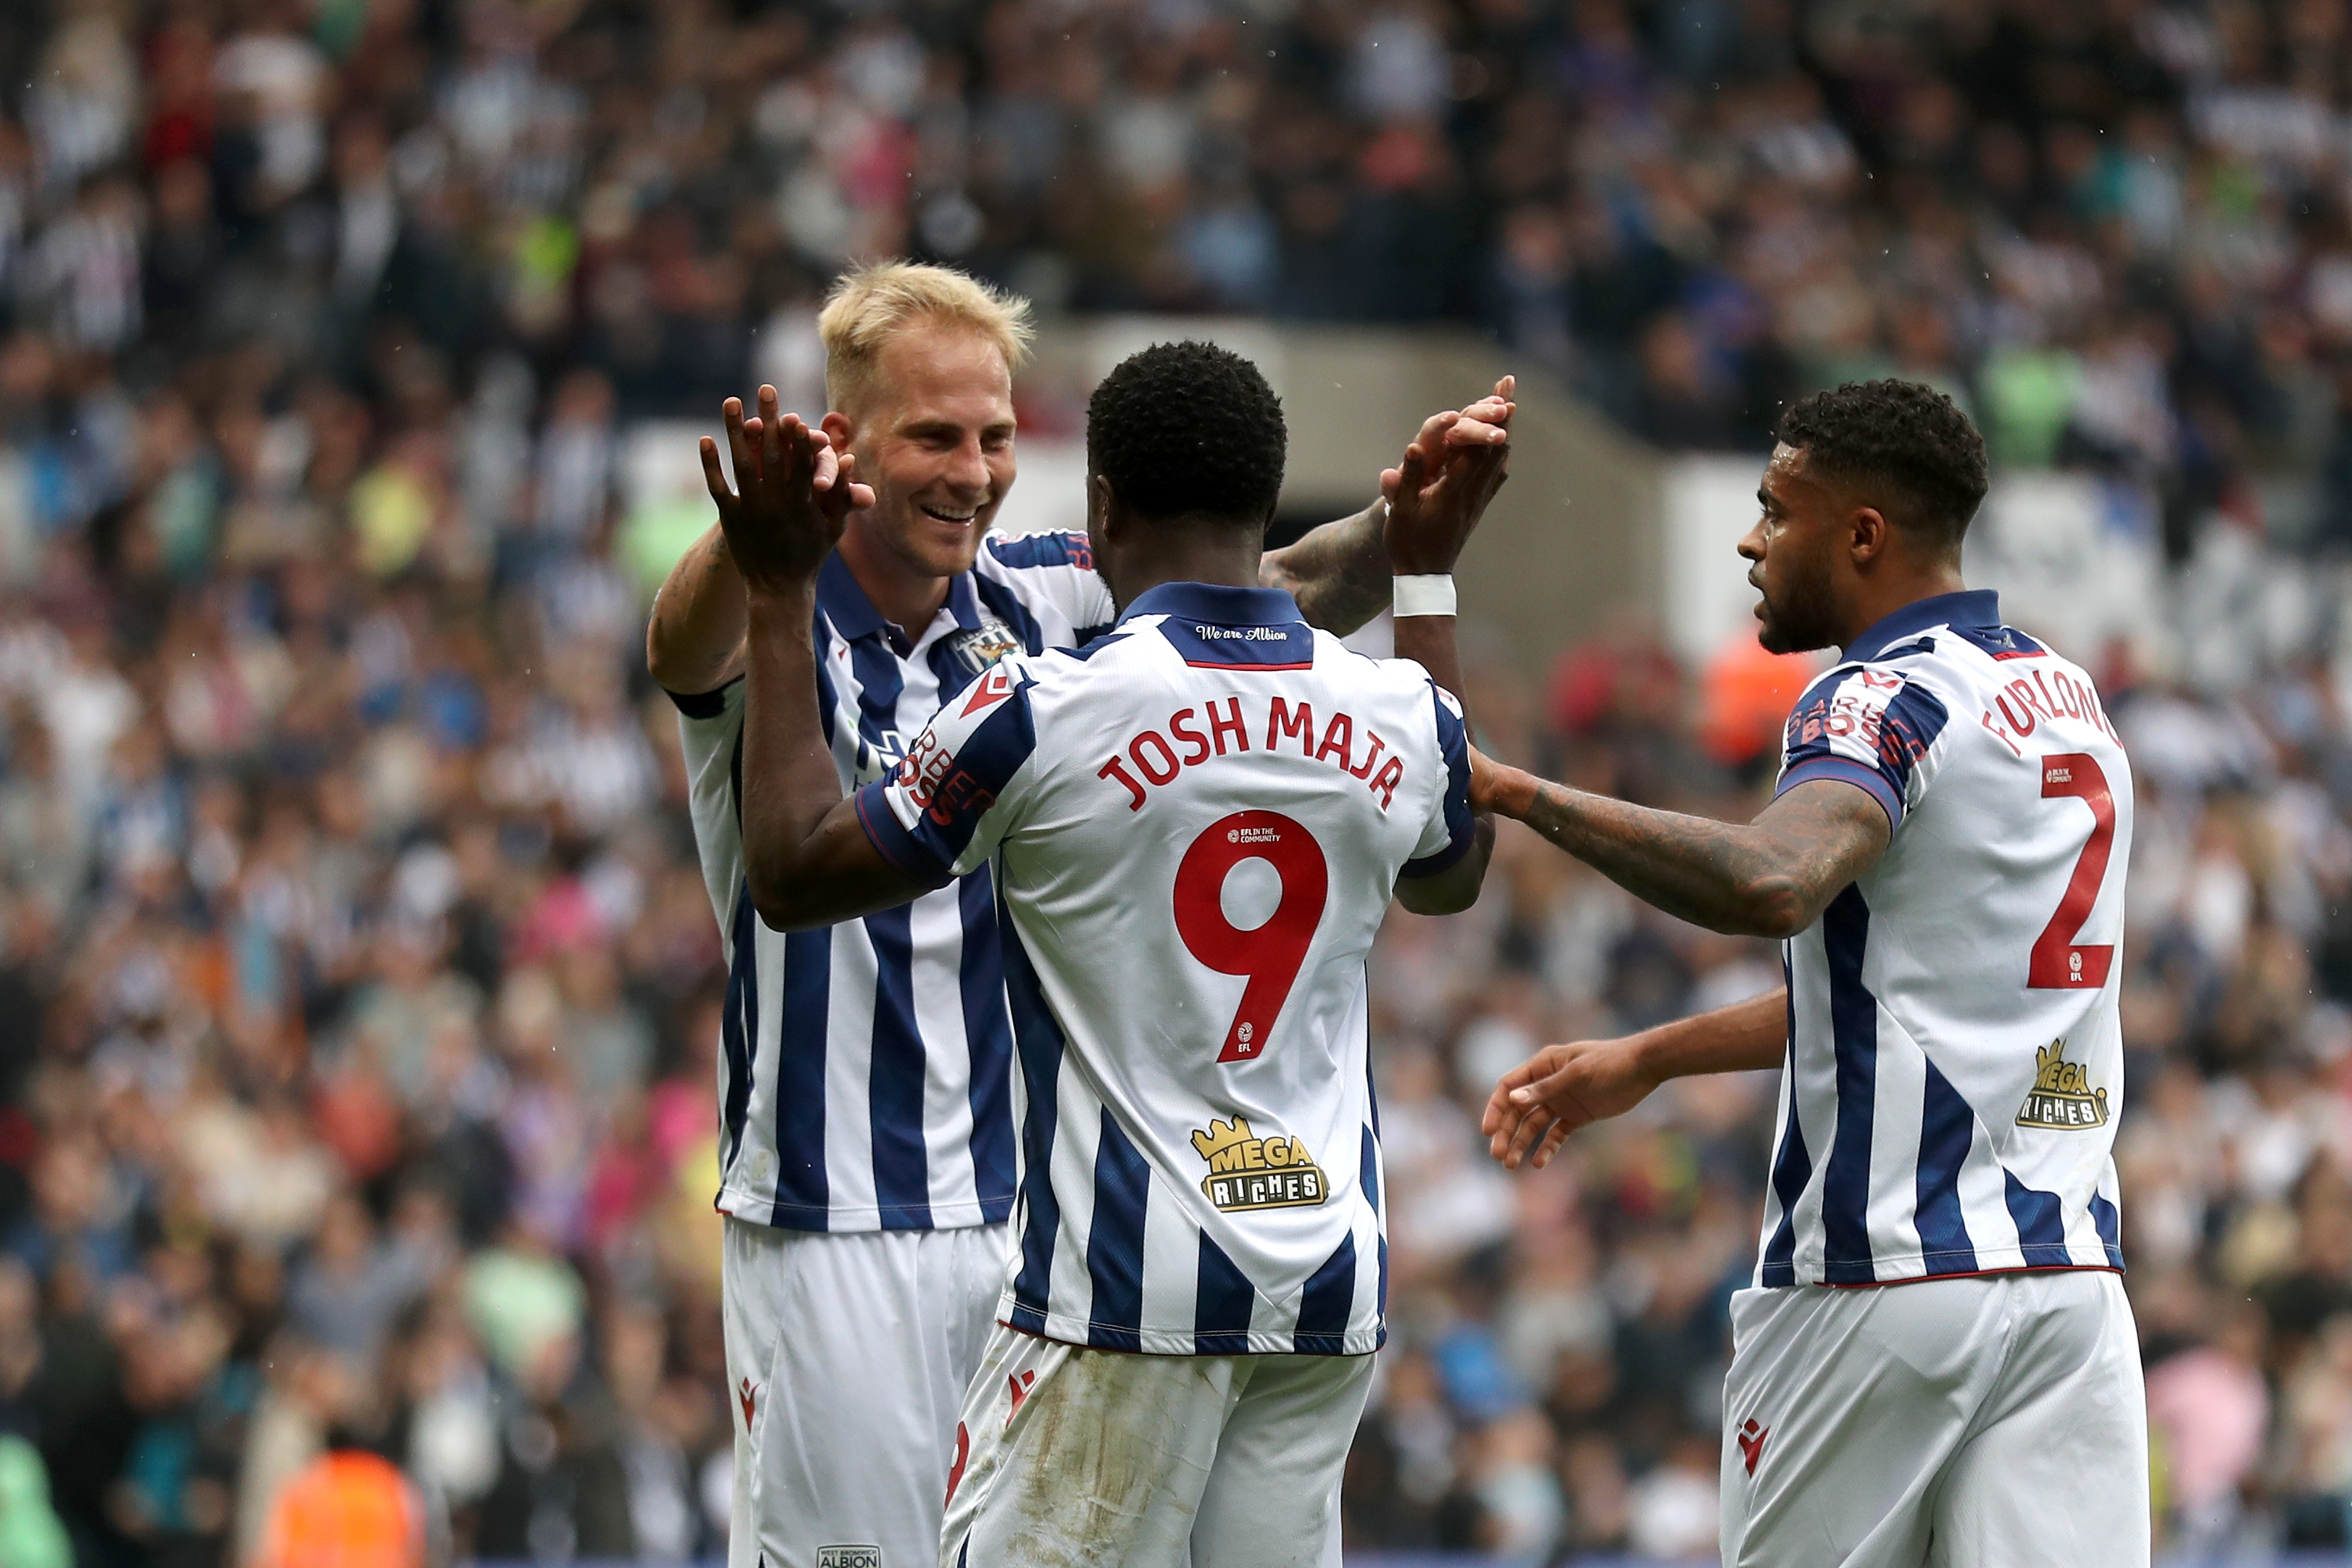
xmin=700 ymin=391 xmax=930 ymax=931
xmin=1482 ymin=991 xmax=1786 ymax=1170
xmin=1260 ymin=378 xmax=1515 ymax=634
xmin=1472 ymin=755 xmax=1890 ymax=939
xmin=1383 ymin=420 xmax=1504 ymax=917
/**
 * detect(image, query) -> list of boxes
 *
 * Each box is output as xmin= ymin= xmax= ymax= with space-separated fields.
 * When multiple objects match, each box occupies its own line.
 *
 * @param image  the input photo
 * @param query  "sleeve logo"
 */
xmin=1190 ymin=1117 xmax=1328 ymax=1212
xmin=960 ymin=664 xmax=1016 ymax=717
xmin=2015 ymin=1040 xmax=2109 ymax=1130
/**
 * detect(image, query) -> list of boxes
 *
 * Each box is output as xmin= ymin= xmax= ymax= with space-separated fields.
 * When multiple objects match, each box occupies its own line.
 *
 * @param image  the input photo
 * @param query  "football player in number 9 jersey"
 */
xmin=706 ymin=340 xmax=1496 ymax=1568
xmin=1475 ymin=381 xmax=2149 ymax=1568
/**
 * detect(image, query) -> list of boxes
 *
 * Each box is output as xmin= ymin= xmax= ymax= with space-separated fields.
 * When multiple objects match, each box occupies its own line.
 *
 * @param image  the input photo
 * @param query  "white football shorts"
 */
xmin=940 ymin=1320 xmax=1373 ymax=1568
xmin=1719 ymin=1268 xmax=2148 ymax=1568
xmin=722 ymin=1217 xmax=1006 ymax=1568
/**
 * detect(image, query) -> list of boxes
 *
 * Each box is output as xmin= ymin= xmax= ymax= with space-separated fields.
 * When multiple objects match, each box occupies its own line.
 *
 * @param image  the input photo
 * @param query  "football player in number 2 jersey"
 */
xmin=1477 ymin=381 xmax=2148 ymax=1568
xmin=709 ymin=341 xmax=1496 ymax=1567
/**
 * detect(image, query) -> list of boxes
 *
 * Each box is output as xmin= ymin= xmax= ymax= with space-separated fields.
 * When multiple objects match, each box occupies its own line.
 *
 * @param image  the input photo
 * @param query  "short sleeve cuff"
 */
xmin=1776 ymin=756 xmax=1903 ymax=830
xmin=854 ymin=783 xmax=956 ymax=890
xmin=662 ymin=676 xmax=741 ymax=720
xmin=1398 ymin=828 xmax=1475 ymax=880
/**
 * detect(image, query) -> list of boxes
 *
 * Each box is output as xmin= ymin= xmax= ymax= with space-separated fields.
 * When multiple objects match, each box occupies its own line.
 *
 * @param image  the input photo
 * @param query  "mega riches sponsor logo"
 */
xmin=2016 ymin=1041 xmax=2109 ymax=1130
xmin=817 ymin=1548 xmax=882 ymax=1568
xmin=1190 ymin=1117 xmax=1328 ymax=1212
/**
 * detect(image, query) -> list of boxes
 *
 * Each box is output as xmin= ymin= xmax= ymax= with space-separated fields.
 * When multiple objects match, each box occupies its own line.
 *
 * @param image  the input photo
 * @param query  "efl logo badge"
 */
xmin=1190 ymin=1117 xmax=1327 ymax=1213
xmin=817 ymin=1548 xmax=881 ymax=1568
xmin=2016 ymin=1041 xmax=2109 ymax=1130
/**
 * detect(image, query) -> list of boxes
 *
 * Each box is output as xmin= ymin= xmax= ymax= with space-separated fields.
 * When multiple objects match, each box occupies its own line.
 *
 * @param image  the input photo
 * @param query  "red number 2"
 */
xmin=2029 ymin=753 xmax=2117 ymax=990
xmin=1173 ymin=811 xmax=1330 ymax=1062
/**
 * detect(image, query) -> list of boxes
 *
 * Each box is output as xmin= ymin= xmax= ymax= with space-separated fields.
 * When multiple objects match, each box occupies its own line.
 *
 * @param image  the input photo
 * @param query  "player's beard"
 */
xmin=1754 ymin=549 xmax=1838 ymax=655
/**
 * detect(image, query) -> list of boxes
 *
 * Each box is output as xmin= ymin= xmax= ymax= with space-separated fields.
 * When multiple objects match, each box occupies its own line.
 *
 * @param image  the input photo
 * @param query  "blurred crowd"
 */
xmin=0 ymin=0 xmax=2350 ymax=1565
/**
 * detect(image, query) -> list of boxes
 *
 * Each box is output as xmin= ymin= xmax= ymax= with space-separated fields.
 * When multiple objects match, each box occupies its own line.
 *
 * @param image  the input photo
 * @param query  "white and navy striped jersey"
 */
xmin=1757 ymin=590 xmax=2132 ymax=1288
xmin=672 ymin=532 xmax=1115 ymax=1232
xmin=859 ymin=583 xmax=1476 ymax=1356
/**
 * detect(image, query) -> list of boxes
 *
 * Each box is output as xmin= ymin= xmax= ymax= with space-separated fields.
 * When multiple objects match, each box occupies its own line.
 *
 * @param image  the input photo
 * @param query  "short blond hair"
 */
xmin=817 ymin=261 xmax=1035 ymax=417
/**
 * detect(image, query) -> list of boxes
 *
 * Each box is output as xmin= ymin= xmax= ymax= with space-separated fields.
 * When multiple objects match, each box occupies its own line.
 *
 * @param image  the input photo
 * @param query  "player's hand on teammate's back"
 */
xmin=1382 ymin=375 xmax=1514 ymax=574
xmin=698 ymin=383 xmax=875 ymax=591
xmin=1482 ymin=1035 xmax=1658 ymax=1172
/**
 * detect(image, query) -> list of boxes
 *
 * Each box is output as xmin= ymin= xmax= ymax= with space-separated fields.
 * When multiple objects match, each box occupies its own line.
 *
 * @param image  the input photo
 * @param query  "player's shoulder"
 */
xmin=977 ymin=528 xmax=1095 ymax=577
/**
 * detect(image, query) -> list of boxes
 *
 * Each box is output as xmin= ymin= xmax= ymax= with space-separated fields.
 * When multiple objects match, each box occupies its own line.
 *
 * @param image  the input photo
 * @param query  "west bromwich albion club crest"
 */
xmin=943 ymin=613 xmax=1022 ymax=678
xmin=1191 ymin=1117 xmax=1328 ymax=1212
xmin=2016 ymin=1041 xmax=2109 ymax=1130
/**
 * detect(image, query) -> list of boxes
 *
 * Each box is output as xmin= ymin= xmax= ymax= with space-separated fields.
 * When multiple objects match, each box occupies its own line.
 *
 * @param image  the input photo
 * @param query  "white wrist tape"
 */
xmin=1392 ymin=575 xmax=1456 ymax=617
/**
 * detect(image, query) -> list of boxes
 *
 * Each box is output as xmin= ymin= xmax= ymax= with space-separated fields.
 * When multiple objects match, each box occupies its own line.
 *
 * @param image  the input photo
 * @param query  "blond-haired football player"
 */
xmin=648 ymin=261 xmax=1513 ymax=1568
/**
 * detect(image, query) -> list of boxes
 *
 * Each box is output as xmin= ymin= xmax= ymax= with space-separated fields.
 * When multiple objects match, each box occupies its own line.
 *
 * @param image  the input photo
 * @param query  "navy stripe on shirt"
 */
xmin=811 ymin=623 xmax=837 ymax=746
xmin=846 ymin=633 xmax=907 ymax=774
xmin=864 ymin=905 xmax=932 ymax=1229
xmin=1004 ymin=912 xmax=1064 ymax=1336
xmin=2002 ymin=1171 xmax=2074 ymax=1268
xmin=1085 ymin=1112 xmax=1151 ymax=1351
xmin=2090 ymin=1190 xmax=2123 ymax=1268
xmin=1294 ymin=1233 xmax=1358 ymax=1354
xmin=1821 ymin=885 xmax=1878 ymax=1285
xmin=958 ymin=867 xmax=1017 ymax=1221
xmin=770 ymin=925 xmax=833 ymax=1225
xmin=1914 ymin=1058 xmax=1979 ymax=1275
xmin=720 ymin=884 xmax=759 ymax=1175
xmin=1760 ymin=955 xmax=1809 ymax=1286
xmin=1195 ymin=1234 xmax=1255 ymax=1356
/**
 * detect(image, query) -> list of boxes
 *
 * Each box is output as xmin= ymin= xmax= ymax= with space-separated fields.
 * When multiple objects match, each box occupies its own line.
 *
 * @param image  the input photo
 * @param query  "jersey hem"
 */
xmin=996 ymin=1307 xmax=1382 ymax=1357
xmin=716 ymin=1190 xmax=1016 ymax=1233
xmin=1756 ymin=1256 xmax=2124 ymax=1289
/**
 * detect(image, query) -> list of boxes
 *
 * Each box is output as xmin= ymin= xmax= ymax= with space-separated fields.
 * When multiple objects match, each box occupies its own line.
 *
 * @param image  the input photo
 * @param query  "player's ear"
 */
xmin=1847 ymin=505 xmax=1890 ymax=566
xmin=820 ymin=411 xmax=854 ymax=452
xmin=1087 ymin=473 xmax=1116 ymax=535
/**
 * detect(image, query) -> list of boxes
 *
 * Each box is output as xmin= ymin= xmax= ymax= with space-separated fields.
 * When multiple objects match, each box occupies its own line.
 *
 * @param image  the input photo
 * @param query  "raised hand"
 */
xmin=1381 ymin=375 xmax=1514 ymax=575
xmin=1480 ymin=1033 xmax=1658 ymax=1172
xmin=698 ymin=384 xmax=875 ymax=593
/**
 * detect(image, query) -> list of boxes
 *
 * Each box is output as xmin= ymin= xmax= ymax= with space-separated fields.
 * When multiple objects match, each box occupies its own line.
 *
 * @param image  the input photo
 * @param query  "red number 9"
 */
xmin=1173 ymin=811 xmax=1330 ymax=1063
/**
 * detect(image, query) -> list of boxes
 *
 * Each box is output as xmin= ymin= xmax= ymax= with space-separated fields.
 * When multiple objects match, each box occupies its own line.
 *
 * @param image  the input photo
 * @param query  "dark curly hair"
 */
xmin=1087 ymin=341 xmax=1286 ymax=525
xmin=1775 ymin=380 xmax=1988 ymax=551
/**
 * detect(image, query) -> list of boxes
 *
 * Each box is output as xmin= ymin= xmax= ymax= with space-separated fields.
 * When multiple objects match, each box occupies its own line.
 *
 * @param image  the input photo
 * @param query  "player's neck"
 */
xmin=1838 ymin=564 xmax=1970 ymax=651
xmin=1104 ymin=538 xmax=1264 ymax=614
xmin=837 ymin=524 xmax=953 ymax=636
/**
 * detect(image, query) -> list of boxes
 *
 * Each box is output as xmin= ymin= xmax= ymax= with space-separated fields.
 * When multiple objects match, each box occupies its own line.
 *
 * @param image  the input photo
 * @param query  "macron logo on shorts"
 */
xmin=1738 ymin=1417 xmax=1769 ymax=1475
xmin=817 ymin=1548 xmax=881 ymax=1568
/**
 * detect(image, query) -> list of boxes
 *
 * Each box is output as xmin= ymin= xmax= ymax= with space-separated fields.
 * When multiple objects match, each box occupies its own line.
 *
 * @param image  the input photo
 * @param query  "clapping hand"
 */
xmin=698 ymin=384 xmax=875 ymax=592
xmin=1382 ymin=375 xmax=1514 ymax=576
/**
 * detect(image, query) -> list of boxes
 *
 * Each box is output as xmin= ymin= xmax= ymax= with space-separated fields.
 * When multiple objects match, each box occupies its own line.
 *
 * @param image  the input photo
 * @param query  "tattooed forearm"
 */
xmin=1261 ymin=503 xmax=1391 ymax=635
xmin=1509 ymin=777 xmax=1890 ymax=938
